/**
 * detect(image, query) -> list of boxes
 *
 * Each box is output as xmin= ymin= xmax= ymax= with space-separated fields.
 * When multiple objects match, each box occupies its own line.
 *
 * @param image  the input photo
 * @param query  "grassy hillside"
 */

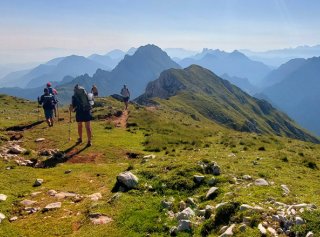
xmin=0 ymin=95 xmax=319 ymax=237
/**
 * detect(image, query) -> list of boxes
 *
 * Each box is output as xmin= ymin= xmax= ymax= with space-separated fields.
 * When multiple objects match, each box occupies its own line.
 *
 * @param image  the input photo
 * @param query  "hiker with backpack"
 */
xmin=91 ymin=84 xmax=98 ymax=97
xmin=70 ymin=84 xmax=93 ymax=147
xmin=46 ymin=82 xmax=58 ymax=118
xmin=120 ymin=84 xmax=130 ymax=110
xmin=38 ymin=88 xmax=56 ymax=127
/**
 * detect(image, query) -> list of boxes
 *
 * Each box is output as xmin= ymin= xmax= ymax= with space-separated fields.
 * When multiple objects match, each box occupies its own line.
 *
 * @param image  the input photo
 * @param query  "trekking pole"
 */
xmin=68 ymin=107 xmax=72 ymax=141
xmin=37 ymin=97 xmax=40 ymax=122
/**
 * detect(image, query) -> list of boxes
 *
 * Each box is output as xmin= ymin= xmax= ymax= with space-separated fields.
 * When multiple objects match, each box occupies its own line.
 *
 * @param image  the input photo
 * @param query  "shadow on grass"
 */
xmin=39 ymin=142 xmax=89 ymax=168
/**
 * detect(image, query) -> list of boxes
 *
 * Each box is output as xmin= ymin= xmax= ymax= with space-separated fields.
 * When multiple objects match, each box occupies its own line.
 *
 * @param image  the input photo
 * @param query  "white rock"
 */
xmin=193 ymin=175 xmax=205 ymax=183
xmin=206 ymin=187 xmax=219 ymax=199
xmin=88 ymin=193 xmax=102 ymax=201
xmin=177 ymin=219 xmax=192 ymax=231
xmin=186 ymin=197 xmax=196 ymax=206
xmin=0 ymin=213 xmax=5 ymax=223
xmin=176 ymin=207 xmax=195 ymax=220
xmin=281 ymin=184 xmax=290 ymax=195
xmin=240 ymin=204 xmax=264 ymax=212
xmin=20 ymin=199 xmax=37 ymax=206
xmin=306 ymin=231 xmax=314 ymax=237
xmin=33 ymin=178 xmax=43 ymax=187
xmin=117 ymin=171 xmax=139 ymax=189
xmin=161 ymin=200 xmax=173 ymax=209
xmin=35 ymin=138 xmax=45 ymax=142
xmin=219 ymin=224 xmax=235 ymax=236
xmin=242 ymin=175 xmax=252 ymax=180
xmin=267 ymin=227 xmax=277 ymax=236
xmin=295 ymin=216 xmax=304 ymax=225
xmin=44 ymin=202 xmax=61 ymax=211
xmin=0 ymin=194 xmax=7 ymax=201
xmin=258 ymin=223 xmax=267 ymax=235
xmin=31 ymin=192 xmax=42 ymax=197
xmin=255 ymin=178 xmax=269 ymax=186
xmin=9 ymin=145 xmax=26 ymax=154
xmin=143 ymin=154 xmax=156 ymax=159
xmin=55 ymin=192 xmax=77 ymax=199
xmin=9 ymin=216 xmax=18 ymax=222
xmin=216 ymin=202 xmax=228 ymax=209
xmin=48 ymin=190 xmax=57 ymax=196
xmin=291 ymin=203 xmax=316 ymax=210
xmin=89 ymin=213 xmax=113 ymax=225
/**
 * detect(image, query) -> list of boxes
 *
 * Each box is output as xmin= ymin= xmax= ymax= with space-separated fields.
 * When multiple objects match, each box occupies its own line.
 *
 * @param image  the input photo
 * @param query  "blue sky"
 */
xmin=1 ymin=0 xmax=320 ymax=63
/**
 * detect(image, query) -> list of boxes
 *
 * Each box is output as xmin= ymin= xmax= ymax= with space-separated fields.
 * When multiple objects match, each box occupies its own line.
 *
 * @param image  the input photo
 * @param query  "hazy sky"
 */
xmin=1 ymin=0 xmax=320 ymax=63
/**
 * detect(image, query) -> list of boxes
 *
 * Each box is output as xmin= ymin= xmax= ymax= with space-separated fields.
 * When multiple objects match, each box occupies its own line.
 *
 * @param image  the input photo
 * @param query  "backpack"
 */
xmin=74 ymin=86 xmax=92 ymax=111
xmin=121 ymin=88 xmax=129 ymax=97
xmin=42 ymin=95 xmax=55 ymax=109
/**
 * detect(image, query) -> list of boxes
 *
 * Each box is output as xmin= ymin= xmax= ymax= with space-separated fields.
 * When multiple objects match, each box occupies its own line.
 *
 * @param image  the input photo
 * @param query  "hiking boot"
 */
xmin=76 ymin=138 xmax=82 ymax=144
xmin=86 ymin=141 xmax=92 ymax=147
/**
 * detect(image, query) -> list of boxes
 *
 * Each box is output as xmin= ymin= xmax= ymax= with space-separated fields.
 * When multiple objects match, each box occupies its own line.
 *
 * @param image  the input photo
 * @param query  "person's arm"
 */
xmin=128 ymin=89 xmax=130 ymax=97
xmin=38 ymin=95 xmax=43 ymax=105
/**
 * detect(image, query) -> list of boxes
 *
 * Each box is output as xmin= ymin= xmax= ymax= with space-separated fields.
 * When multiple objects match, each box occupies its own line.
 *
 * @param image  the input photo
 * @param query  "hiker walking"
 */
xmin=70 ymin=84 xmax=93 ymax=147
xmin=120 ymin=84 xmax=130 ymax=110
xmin=38 ymin=88 xmax=55 ymax=127
xmin=46 ymin=82 xmax=58 ymax=118
xmin=91 ymin=84 xmax=98 ymax=97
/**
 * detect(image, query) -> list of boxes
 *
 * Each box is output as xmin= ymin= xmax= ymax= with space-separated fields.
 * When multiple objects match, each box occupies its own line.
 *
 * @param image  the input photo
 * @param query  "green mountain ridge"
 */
xmin=137 ymin=65 xmax=319 ymax=143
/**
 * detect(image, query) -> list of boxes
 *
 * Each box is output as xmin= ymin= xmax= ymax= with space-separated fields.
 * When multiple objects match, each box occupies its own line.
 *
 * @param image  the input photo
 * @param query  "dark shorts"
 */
xmin=123 ymin=97 xmax=129 ymax=102
xmin=44 ymin=109 xmax=54 ymax=119
xmin=76 ymin=110 xmax=93 ymax=122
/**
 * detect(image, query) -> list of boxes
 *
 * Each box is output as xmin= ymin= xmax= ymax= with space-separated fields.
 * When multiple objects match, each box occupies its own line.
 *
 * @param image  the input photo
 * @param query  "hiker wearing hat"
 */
xmin=38 ymin=88 xmax=55 ymax=127
xmin=120 ymin=84 xmax=130 ymax=110
xmin=70 ymin=84 xmax=93 ymax=147
xmin=46 ymin=82 xmax=58 ymax=117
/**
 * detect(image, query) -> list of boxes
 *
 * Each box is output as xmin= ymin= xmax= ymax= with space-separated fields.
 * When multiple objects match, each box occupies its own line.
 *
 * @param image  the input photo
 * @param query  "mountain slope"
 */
xmin=259 ymin=58 xmax=306 ymax=88
xmin=262 ymin=57 xmax=320 ymax=136
xmin=137 ymin=65 xmax=318 ymax=143
xmin=179 ymin=49 xmax=271 ymax=85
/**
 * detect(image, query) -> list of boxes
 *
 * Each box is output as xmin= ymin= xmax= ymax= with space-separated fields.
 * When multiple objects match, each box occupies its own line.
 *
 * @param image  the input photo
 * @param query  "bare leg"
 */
xmin=77 ymin=122 xmax=83 ymax=142
xmin=85 ymin=121 xmax=92 ymax=145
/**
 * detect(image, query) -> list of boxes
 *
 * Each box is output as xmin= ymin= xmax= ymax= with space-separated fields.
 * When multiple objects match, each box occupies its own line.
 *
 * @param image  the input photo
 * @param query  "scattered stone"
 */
xmin=10 ymin=133 xmax=23 ymax=141
xmin=205 ymin=205 xmax=214 ymax=219
xmin=240 ymin=204 xmax=264 ymax=212
xmin=219 ymin=224 xmax=235 ymax=237
xmin=116 ymin=171 xmax=139 ymax=190
xmin=20 ymin=199 xmax=37 ymax=206
xmin=177 ymin=219 xmax=192 ymax=232
xmin=169 ymin=226 xmax=178 ymax=236
xmin=216 ymin=202 xmax=228 ymax=209
xmin=193 ymin=175 xmax=205 ymax=184
xmin=306 ymin=231 xmax=314 ymax=237
xmin=258 ymin=223 xmax=267 ymax=236
xmin=176 ymin=207 xmax=195 ymax=220
xmin=0 ymin=194 xmax=7 ymax=201
xmin=55 ymin=192 xmax=77 ymax=199
xmin=291 ymin=203 xmax=316 ymax=210
xmin=254 ymin=178 xmax=269 ymax=186
xmin=207 ymin=177 xmax=217 ymax=186
xmin=89 ymin=213 xmax=113 ymax=225
xmin=0 ymin=213 xmax=5 ymax=223
xmin=9 ymin=216 xmax=18 ymax=222
xmin=179 ymin=201 xmax=186 ymax=211
xmin=239 ymin=224 xmax=246 ymax=232
xmin=272 ymin=215 xmax=280 ymax=222
xmin=143 ymin=154 xmax=156 ymax=159
xmin=295 ymin=216 xmax=304 ymax=225
xmin=64 ymin=169 xmax=72 ymax=174
xmin=242 ymin=175 xmax=252 ymax=180
xmin=206 ymin=187 xmax=219 ymax=200
xmin=88 ymin=193 xmax=102 ymax=201
xmin=43 ymin=202 xmax=61 ymax=211
xmin=205 ymin=162 xmax=221 ymax=175
xmin=25 ymin=207 xmax=40 ymax=214
xmin=107 ymin=193 xmax=121 ymax=204
xmin=35 ymin=138 xmax=45 ymax=142
xmin=281 ymin=184 xmax=290 ymax=195
xmin=186 ymin=197 xmax=196 ymax=207
xmin=33 ymin=178 xmax=43 ymax=187
xmin=48 ymin=190 xmax=57 ymax=196
xmin=161 ymin=200 xmax=173 ymax=210
xmin=196 ymin=209 xmax=206 ymax=217
xmin=267 ymin=227 xmax=277 ymax=236
xmin=31 ymin=192 xmax=42 ymax=197
xmin=9 ymin=145 xmax=26 ymax=154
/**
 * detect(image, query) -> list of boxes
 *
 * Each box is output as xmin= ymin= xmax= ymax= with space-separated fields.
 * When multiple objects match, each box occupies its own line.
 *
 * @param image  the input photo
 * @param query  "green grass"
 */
xmin=0 ymin=95 xmax=319 ymax=236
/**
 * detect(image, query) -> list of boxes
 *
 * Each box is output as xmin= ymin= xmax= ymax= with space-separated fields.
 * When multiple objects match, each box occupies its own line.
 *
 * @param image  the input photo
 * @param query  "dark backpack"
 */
xmin=42 ymin=95 xmax=55 ymax=109
xmin=74 ymin=86 xmax=91 ymax=111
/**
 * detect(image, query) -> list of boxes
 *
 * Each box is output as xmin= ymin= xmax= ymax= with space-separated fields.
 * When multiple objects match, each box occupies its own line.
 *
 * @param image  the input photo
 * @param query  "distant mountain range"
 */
xmin=241 ymin=44 xmax=320 ymax=67
xmin=136 ymin=65 xmax=318 ymax=143
xmin=261 ymin=56 xmax=320 ymax=136
xmin=178 ymin=49 xmax=271 ymax=85
xmin=55 ymin=44 xmax=181 ymax=103
xmin=220 ymin=74 xmax=257 ymax=95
